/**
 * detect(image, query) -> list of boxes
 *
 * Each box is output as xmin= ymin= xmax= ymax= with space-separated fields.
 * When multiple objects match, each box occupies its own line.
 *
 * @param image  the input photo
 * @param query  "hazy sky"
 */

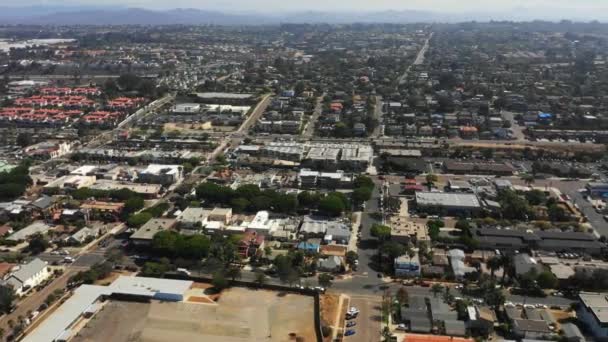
xmin=10 ymin=0 xmax=608 ymax=14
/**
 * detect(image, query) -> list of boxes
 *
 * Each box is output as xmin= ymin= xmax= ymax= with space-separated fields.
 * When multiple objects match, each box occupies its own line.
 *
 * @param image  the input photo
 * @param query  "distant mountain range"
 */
xmin=0 ymin=6 xmax=606 ymax=25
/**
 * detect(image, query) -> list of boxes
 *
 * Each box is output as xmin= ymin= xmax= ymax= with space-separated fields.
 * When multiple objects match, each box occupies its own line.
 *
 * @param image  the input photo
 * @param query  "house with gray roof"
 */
xmin=317 ymin=256 xmax=343 ymax=272
xmin=4 ymin=258 xmax=50 ymax=296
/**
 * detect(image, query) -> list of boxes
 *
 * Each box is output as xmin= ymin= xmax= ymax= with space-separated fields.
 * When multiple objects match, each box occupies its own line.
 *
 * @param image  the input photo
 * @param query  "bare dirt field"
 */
xmin=71 ymin=287 xmax=316 ymax=342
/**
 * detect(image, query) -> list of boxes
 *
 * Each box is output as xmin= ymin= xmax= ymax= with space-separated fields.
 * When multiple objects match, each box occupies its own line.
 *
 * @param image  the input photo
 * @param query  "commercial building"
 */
xmin=195 ymin=92 xmax=255 ymax=105
xmin=89 ymin=180 xmax=162 ymax=198
xmin=130 ymin=219 xmax=175 ymax=245
xmin=443 ymin=161 xmax=516 ymax=176
xmin=137 ymin=164 xmax=183 ymax=186
xmin=473 ymin=228 xmax=605 ymax=254
xmin=172 ymin=103 xmax=202 ymax=114
xmin=587 ymin=182 xmax=608 ymax=198
xmin=578 ymin=292 xmax=608 ymax=339
xmin=297 ymin=169 xmax=353 ymax=189
xmin=415 ymin=192 xmax=482 ymax=215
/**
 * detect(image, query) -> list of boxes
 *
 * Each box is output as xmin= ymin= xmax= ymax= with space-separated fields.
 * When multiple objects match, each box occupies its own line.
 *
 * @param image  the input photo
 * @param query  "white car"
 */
xmin=396 ymin=324 xmax=407 ymax=331
xmin=524 ymin=304 xmax=535 ymax=309
xmin=348 ymin=307 xmax=360 ymax=315
xmin=535 ymin=304 xmax=548 ymax=309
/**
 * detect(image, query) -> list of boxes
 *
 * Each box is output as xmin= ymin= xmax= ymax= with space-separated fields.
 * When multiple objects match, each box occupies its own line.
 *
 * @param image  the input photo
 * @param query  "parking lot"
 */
xmin=72 ymin=287 xmax=316 ymax=342
xmin=346 ymin=296 xmax=382 ymax=342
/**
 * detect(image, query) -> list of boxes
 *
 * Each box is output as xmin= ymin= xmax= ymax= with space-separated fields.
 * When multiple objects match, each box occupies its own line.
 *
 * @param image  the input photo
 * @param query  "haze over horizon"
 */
xmin=5 ymin=0 xmax=608 ymax=17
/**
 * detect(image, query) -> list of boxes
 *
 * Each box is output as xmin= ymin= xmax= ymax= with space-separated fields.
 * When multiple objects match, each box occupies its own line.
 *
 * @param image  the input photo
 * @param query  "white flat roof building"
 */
xmin=415 ymin=192 xmax=481 ymax=210
xmin=22 ymin=276 xmax=194 ymax=342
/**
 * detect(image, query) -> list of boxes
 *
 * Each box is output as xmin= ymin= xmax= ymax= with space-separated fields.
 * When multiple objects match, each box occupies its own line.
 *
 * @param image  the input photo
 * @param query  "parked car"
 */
xmin=345 ymin=330 xmax=356 ymax=336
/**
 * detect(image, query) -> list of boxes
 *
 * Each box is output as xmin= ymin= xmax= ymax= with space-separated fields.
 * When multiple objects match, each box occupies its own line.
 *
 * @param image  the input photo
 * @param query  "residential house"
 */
xmin=238 ymin=230 xmax=265 ymax=258
xmin=317 ymin=256 xmax=344 ymax=273
xmin=5 ymin=258 xmax=50 ymax=296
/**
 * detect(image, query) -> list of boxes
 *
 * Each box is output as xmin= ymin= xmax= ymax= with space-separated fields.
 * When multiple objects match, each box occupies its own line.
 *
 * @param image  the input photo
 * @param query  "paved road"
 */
xmin=302 ymin=96 xmax=323 ymax=138
xmin=397 ymin=33 xmax=432 ymax=85
xmin=371 ymin=96 xmax=384 ymax=138
xmin=86 ymin=93 xmax=175 ymax=148
xmin=207 ymin=93 xmax=271 ymax=163
xmin=501 ymin=110 xmax=526 ymax=141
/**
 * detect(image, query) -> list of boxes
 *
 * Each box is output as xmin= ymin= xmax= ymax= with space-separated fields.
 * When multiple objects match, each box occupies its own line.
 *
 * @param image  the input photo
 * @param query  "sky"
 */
xmin=6 ymin=0 xmax=608 ymax=15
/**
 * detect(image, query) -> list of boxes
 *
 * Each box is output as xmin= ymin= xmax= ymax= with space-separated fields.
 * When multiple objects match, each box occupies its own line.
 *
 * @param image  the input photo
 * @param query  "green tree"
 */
xmin=127 ymin=212 xmax=152 ymax=228
xmin=28 ymin=233 xmax=49 ymax=254
xmin=499 ymin=190 xmax=531 ymax=220
xmin=525 ymin=190 xmax=546 ymax=206
xmin=230 ymin=197 xmax=250 ymax=213
xmin=537 ymin=270 xmax=558 ymax=289
xmin=226 ymin=266 xmax=242 ymax=282
xmin=380 ymin=241 xmax=406 ymax=261
xmin=371 ymin=224 xmax=391 ymax=241
xmin=431 ymin=283 xmax=443 ymax=297
xmin=396 ymin=287 xmax=409 ymax=305
xmin=352 ymin=186 xmax=373 ymax=203
xmin=254 ymin=271 xmax=267 ymax=287
xmin=548 ymin=204 xmax=568 ymax=222
xmin=141 ymin=261 xmax=170 ymax=277
xmin=319 ymin=195 xmax=346 ymax=217
xmin=354 ymin=176 xmax=375 ymax=189
xmin=427 ymin=220 xmax=444 ymax=240
xmin=345 ymin=251 xmax=358 ymax=269
xmin=318 ymin=273 xmax=333 ymax=288
xmin=0 ymin=285 xmax=15 ymax=314
xmin=487 ymin=256 xmax=502 ymax=279
xmin=16 ymin=133 xmax=32 ymax=147
xmin=212 ymin=272 xmax=229 ymax=290
xmin=297 ymin=191 xmax=321 ymax=208
xmin=124 ymin=197 xmax=145 ymax=214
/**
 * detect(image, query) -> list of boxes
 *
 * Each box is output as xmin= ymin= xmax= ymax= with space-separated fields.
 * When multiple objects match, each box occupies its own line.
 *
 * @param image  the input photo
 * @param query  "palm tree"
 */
xmin=500 ymin=255 xmax=512 ymax=286
xmin=522 ymin=174 xmax=535 ymax=187
xmin=487 ymin=256 xmax=502 ymax=279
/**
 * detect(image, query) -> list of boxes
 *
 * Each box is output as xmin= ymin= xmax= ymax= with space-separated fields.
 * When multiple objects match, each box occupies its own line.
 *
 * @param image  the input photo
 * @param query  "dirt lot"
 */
xmin=71 ymin=287 xmax=316 ymax=342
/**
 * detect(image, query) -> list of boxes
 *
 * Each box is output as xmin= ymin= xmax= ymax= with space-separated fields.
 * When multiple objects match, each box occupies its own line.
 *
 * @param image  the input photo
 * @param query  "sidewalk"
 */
xmin=331 ymin=294 xmax=349 ymax=340
xmin=349 ymin=212 xmax=362 ymax=252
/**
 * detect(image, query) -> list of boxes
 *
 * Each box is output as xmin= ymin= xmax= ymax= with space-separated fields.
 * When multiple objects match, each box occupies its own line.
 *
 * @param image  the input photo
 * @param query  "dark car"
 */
xmin=345 ymin=330 xmax=356 ymax=336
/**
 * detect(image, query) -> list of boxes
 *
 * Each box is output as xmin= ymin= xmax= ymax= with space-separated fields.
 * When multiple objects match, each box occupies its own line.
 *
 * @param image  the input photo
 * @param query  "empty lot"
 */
xmin=72 ymin=287 xmax=316 ymax=342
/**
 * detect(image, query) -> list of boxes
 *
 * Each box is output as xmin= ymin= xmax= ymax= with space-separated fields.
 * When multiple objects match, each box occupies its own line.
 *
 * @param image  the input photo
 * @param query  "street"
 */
xmin=206 ymin=93 xmax=271 ymax=163
xmin=302 ymin=95 xmax=323 ymax=138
